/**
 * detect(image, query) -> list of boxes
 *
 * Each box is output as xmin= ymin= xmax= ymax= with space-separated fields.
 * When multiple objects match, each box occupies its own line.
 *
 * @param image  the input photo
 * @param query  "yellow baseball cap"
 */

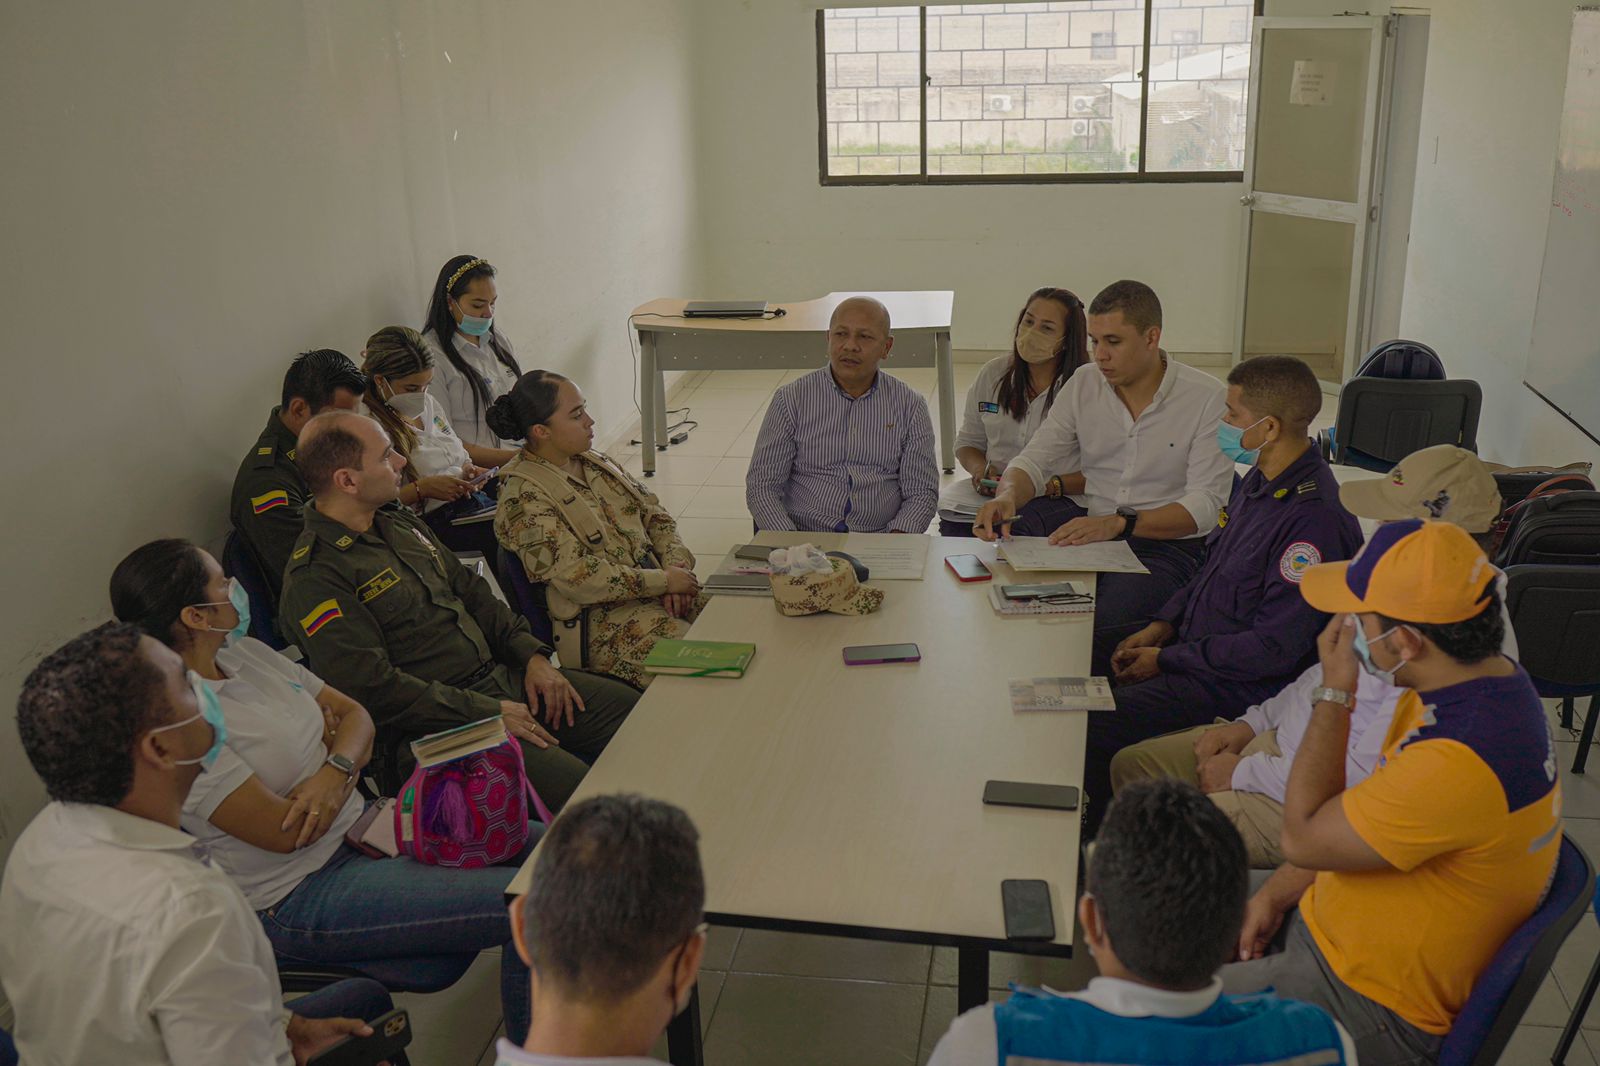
xmin=1338 ymin=445 xmax=1501 ymax=533
xmin=1300 ymin=518 xmax=1494 ymax=623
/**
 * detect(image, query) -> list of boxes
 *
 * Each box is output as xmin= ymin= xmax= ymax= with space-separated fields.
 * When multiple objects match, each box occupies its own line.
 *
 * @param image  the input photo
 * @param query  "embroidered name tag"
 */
xmin=979 ymin=401 xmax=1000 ymax=413
xmin=358 ymin=567 xmax=401 ymax=603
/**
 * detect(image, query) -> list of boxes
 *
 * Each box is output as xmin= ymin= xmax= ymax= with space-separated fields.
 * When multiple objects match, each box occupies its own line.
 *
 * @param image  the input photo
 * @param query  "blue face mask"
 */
xmin=1353 ymin=623 xmax=1406 ymax=686
xmin=152 ymin=674 xmax=229 ymax=771
xmin=1217 ymin=416 xmax=1268 ymax=464
xmin=195 ymin=578 xmax=250 ymax=646
xmin=457 ymin=312 xmax=493 ymax=337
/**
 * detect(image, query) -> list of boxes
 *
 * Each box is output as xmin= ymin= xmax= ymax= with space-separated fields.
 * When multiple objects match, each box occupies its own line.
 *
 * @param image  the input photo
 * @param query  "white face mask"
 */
xmin=382 ymin=380 xmax=429 ymax=420
xmin=1015 ymin=325 xmax=1060 ymax=365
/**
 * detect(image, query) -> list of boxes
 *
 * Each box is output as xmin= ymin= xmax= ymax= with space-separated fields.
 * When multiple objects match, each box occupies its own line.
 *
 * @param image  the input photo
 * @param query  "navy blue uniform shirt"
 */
xmin=1154 ymin=444 xmax=1362 ymax=683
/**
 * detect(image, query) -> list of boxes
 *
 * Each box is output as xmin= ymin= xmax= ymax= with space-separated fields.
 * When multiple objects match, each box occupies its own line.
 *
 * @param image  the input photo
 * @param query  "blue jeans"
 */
xmin=291 ymin=977 xmax=408 ymax=1066
xmin=260 ymin=836 xmax=538 ymax=1044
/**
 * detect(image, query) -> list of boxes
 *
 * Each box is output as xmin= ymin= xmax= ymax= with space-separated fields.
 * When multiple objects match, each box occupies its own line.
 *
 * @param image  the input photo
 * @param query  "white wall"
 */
xmin=1398 ymin=0 xmax=1600 ymax=468
xmin=689 ymin=0 xmax=1247 ymax=355
xmin=0 ymin=1 xmax=701 ymax=859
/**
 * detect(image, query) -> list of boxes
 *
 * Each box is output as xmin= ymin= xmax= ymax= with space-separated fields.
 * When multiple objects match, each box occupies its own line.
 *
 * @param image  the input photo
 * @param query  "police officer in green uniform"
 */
xmin=278 ymin=411 xmax=638 ymax=811
xmin=229 ymin=350 xmax=367 ymax=608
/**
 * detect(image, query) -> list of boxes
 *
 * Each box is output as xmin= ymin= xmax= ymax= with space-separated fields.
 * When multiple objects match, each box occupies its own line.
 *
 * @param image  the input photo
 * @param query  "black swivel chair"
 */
xmin=1353 ymin=338 xmax=1446 ymax=380
xmin=1505 ymin=565 xmax=1600 ymax=773
xmin=1320 ymin=377 xmax=1483 ymax=472
xmin=221 ymin=529 xmax=288 ymax=650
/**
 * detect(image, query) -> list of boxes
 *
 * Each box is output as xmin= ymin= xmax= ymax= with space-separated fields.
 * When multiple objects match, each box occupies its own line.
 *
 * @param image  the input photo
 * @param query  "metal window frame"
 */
xmin=816 ymin=2 xmax=1261 ymax=188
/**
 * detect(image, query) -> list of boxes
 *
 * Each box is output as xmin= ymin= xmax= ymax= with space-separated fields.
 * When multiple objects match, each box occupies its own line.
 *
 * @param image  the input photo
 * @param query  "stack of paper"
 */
xmin=1009 ymin=677 xmax=1116 ymax=712
xmin=998 ymin=537 xmax=1150 ymax=574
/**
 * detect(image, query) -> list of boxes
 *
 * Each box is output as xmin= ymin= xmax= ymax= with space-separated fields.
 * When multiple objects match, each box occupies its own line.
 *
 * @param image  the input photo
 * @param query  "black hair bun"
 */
xmin=484 ymin=395 xmax=522 ymax=440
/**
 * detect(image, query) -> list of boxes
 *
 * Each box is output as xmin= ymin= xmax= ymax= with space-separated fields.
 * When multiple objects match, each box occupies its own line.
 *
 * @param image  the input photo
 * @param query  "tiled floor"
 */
xmin=395 ymin=361 xmax=1600 ymax=1065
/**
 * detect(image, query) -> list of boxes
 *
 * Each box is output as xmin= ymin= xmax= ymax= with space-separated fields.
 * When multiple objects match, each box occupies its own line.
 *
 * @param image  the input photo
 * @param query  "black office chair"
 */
xmin=1319 ymin=378 xmax=1482 ymax=472
xmin=1505 ymin=565 xmax=1600 ymax=773
xmin=1354 ymin=338 xmax=1446 ymax=381
xmin=221 ymin=529 xmax=288 ymax=650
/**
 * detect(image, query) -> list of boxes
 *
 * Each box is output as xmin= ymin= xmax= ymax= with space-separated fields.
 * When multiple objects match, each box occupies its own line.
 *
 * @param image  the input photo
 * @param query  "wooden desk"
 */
xmin=631 ymin=291 xmax=957 ymax=476
xmin=509 ymin=533 xmax=1090 ymax=1064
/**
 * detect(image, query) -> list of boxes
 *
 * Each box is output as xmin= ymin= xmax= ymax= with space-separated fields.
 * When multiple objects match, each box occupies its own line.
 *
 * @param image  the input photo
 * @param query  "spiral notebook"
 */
xmin=987 ymin=584 xmax=1095 ymax=616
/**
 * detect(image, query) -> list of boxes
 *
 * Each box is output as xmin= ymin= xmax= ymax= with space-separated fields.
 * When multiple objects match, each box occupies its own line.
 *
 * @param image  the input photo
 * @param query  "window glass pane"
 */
xmin=1142 ymin=0 xmax=1252 ymax=173
xmin=824 ymin=8 xmax=924 ymax=177
xmin=926 ymin=1 xmax=1141 ymax=176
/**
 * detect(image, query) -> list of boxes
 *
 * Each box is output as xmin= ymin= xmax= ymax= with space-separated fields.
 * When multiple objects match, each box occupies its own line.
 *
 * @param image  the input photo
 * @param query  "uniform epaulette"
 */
xmin=1295 ymin=479 xmax=1319 ymax=495
xmin=284 ymin=530 xmax=317 ymax=571
xmin=251 ymin=443 xmax=277 ymax=469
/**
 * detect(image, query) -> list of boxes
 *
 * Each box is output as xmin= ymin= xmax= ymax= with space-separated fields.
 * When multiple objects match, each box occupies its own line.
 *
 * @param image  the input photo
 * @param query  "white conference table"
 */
xmin=508 ymin=532 xmax=1091 ymax=1065
xmin=630 ymin=291 xmax=957 ymax=476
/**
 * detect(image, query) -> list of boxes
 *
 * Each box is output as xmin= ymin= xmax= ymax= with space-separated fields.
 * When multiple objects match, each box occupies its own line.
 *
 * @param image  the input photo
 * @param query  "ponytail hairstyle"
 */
xmin=361 ymin=326 xmax=432 ymax=480
xmin=995 ymin=287 xmax=1088 ymax=420
xmin=425 ymin=255 xmax=522 ymax=417
xmin=485 ymin=370 xmax=570 ymax=446
xmin=110 ymin=539 xmax=211 ymax=650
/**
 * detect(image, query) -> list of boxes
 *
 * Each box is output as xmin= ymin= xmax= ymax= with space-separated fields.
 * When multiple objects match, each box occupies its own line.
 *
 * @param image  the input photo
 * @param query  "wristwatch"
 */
xmin=1047 ymin=475 xmax=1064 ymax=498
xmin=1115 ymin=506 xmax=1138 ymax=540
xmin=326 ymin=752 xmax=356 ymax=778
xmin=1311 ymin=686 xmax=1356 ymax=710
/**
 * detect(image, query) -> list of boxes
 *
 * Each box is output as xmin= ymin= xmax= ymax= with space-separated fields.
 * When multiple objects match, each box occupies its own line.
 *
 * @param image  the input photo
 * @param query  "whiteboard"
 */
xmin=1526 ymin=6 xmax=1600 ymax=446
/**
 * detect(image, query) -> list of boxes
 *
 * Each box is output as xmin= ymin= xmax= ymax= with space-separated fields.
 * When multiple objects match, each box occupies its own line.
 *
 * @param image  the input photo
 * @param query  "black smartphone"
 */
xmin=983 ymin=780 xmax=1080 ymax=811
xmin=734 ymin=543 xmax=773 ymax=561
xmin=842 ymin=642 xmax=921 ymax=665
xmin=306 ymin=1009 xmax=412 ymax=1066
xmin=945 ymin=554 xmax=993 ymax=582
xmin=1001 ymin=879 xmax=1056 ymax=941
xmin=1001 ymin=581 xmax=1086 ymax=600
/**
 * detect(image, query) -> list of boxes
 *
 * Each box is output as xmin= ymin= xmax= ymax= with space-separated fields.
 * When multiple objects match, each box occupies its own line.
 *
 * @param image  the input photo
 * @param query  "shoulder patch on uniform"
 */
xmin=291 ymin=545 xmax=310 ymax=560
xmin=1295 ymin=479 xmax=1318 ymax=495
xmin=256 ymin=445 xmax=273 ymax=456
xmin=358 ymin=567 xmax=400 ymax=603
xmin=978 ymin=401 xmax=1000 ymax=413
xmin=1273 ymin=488 xmax=1289 ymax=499
xmin=251 ymin=489 xmax=290 ymax=514
xmin=1279 ymin=541 xmax=1322 ymax=583
xmin=300 ymin=598 xmax=343 ymax=635
xmin=334 ymin=535 xmax=354 ymax=549
xmin=286 ymin=447 xmax=296 ymax=461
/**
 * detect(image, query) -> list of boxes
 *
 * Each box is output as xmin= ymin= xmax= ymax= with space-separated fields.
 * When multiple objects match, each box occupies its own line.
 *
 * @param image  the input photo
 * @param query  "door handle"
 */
xmin=1240 ymin=193 xmax=1256 ymax=206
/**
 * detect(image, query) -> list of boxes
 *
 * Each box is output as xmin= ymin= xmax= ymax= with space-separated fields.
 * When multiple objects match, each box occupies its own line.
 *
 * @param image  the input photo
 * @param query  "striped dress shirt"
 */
xmin=746 ymin=367 xmax=939 ymax=533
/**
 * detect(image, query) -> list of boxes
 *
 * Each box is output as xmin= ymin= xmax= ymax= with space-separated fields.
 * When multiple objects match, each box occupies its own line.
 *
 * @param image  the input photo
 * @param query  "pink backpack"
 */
xmin=393 ymin=735 xmax=554 ymax=868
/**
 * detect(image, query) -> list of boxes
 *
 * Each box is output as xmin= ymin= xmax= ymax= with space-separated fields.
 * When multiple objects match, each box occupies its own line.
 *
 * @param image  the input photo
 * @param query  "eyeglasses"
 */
xmin=1035 ymin=592 xmax=1094 ymax=606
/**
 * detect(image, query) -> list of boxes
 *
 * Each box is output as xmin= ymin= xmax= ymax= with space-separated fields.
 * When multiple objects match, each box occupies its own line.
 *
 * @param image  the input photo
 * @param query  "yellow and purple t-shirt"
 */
xmin=1303 ymin=665 xmax=1561 ymax=1036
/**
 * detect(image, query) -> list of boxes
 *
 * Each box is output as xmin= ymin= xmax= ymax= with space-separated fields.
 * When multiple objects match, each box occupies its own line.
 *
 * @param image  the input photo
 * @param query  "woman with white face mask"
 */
xmin=941 ymin=287 xmax=1089 ymax=535
xmin=361 ymin=325 xmax=502 ymax=565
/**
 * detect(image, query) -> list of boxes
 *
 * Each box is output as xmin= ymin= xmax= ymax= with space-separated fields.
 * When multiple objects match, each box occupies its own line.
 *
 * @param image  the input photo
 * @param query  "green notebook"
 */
xmin=643 ymin=639 xmax=757 ymax=679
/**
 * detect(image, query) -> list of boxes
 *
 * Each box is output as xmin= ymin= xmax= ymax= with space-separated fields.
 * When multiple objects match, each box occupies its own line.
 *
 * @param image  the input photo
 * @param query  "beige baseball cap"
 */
xmin=1338 ymin=445 xmax=1501 ymax=533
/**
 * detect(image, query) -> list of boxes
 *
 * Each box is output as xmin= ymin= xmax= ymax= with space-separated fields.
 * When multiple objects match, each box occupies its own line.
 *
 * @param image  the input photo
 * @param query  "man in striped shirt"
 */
xmin=746 ymin=297 xmax=939 ymax=533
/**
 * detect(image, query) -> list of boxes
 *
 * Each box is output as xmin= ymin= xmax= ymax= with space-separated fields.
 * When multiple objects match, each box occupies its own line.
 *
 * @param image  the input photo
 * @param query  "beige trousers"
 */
xmin=1109 ymin=722 xmax=1287 ymax=868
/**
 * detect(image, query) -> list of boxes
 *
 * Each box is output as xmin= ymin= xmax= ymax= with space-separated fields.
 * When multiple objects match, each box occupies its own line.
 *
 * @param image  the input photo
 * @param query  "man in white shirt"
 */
xmin=497 ymin=794 xmax=706 ymax=1066
xmin=926 ymin=779 xmax=1355 ymax=1065
xmin=975 ymin=281 xmax=1234 ymax=671
xmin=0 ymin=622 xmax=396 ymax=1066
xmin=1108 ymin=444 xmax=1511 ymax=867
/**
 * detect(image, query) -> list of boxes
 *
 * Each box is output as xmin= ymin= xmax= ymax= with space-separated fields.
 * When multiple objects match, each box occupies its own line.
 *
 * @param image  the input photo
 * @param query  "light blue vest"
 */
xmin=993 ymin=986 xmax=1347 ymax=1066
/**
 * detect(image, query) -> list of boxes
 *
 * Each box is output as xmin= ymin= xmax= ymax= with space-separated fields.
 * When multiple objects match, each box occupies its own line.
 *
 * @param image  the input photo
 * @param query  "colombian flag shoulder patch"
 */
xmin=300 ymin=598 xmax=343 ymax=636
xmin=252 ymin=489 xmax=290 ymax=514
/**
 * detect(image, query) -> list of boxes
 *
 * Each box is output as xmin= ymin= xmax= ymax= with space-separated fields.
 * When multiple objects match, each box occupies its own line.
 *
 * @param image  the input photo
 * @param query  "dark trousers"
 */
xmin=289 ymin=977 xmax=408 ymax=1065
xmin=939 ymin=518 xmax=977 ymax=537
xmin=1083 ymin=670 xmax=1286 ymax=836
xmin=1010 ymin=497 xmax=1208 ymax=674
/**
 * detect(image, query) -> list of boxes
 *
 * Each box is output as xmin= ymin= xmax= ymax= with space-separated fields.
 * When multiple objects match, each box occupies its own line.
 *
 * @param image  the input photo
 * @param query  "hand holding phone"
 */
xmin=467 ymin=466 xmax=497 ymax=487
xmin=305 ymin=1009 xmax=412 ymax=1066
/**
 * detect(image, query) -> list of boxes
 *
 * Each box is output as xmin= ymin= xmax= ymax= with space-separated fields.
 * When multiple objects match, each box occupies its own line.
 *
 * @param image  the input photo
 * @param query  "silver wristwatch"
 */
xmin=1311 ymin=686 xmax=1355 ymax=710
xmin=326 ymin=752 xmax=356 ymax=778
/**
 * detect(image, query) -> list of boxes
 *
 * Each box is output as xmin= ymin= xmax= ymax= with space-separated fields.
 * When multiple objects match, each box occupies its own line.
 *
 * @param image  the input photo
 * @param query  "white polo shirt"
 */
xmin=183 ymin=637 xmax=364 ymax=910
xmin=0 ymin=803 xmax=293 ymax=1066
xmin=360 ymin=395 xmax=473 ymax=513
xmin=941 ymin=355 xmax=1057 ymax=514
xmin=1007 ymin=356 xmax=1233 ymax=537
xmin=422 ymin=327 xmax=522 ymax=451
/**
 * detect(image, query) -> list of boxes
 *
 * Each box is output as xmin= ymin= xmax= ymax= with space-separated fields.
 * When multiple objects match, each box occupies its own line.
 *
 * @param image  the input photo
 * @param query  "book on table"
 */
xmin=643 ymin=638 xmax=757 ymax=679
xmin=1008 ymin=677 xmax=1116 ymax=712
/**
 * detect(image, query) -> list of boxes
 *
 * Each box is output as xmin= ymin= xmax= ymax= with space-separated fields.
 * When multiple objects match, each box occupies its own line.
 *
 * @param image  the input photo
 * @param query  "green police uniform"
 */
xmin=229 ymin=409 xmax=309 ymax=607
xmin=278 ymin=501 xmax=638 ymax=811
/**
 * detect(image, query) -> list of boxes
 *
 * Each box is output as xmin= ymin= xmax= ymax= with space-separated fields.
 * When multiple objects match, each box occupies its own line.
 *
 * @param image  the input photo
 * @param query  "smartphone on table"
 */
xmin=945 ymin=554 xmax=993 ymax=582
xmin=983 ymin=780 xmax=1080 ymax=811
xmin=842 ymin=643 xmax=921 ymax=665
xmin=1001 ymin=879 xmax=1056 ymax=941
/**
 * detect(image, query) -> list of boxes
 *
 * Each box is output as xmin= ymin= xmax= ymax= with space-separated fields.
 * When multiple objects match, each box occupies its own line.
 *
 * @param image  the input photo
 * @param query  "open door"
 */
xmin=1233 ymin=16 xmax=1389 ymax=385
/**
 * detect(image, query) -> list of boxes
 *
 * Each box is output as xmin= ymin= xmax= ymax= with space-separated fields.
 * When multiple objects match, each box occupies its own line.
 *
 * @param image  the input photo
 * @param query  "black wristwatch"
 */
xmin=1115 ymin=506 xmax=1138 ymax=540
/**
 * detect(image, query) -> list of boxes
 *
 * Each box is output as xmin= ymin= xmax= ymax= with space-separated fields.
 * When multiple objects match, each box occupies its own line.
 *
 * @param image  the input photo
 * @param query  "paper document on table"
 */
xmin=998 ymin=537 xmax=1150 ymax=574
xmin=840 ymin=538 xmax=929 ymax=580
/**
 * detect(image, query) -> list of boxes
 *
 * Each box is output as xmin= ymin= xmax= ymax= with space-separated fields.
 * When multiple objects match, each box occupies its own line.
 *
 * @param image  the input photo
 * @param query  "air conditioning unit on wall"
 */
xmin=1071 ymin=95 xmax=1097 ymax=114
xmin=987 ymin=94 xmax=1014 ymax=112
xmin=1071 ymin=119 xmax=1092 ymax=136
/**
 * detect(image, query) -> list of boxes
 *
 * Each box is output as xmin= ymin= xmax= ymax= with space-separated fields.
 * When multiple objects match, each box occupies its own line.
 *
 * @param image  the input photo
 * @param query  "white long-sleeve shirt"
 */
xmin=1007 ymin=356 xmax=1233 ymax=538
